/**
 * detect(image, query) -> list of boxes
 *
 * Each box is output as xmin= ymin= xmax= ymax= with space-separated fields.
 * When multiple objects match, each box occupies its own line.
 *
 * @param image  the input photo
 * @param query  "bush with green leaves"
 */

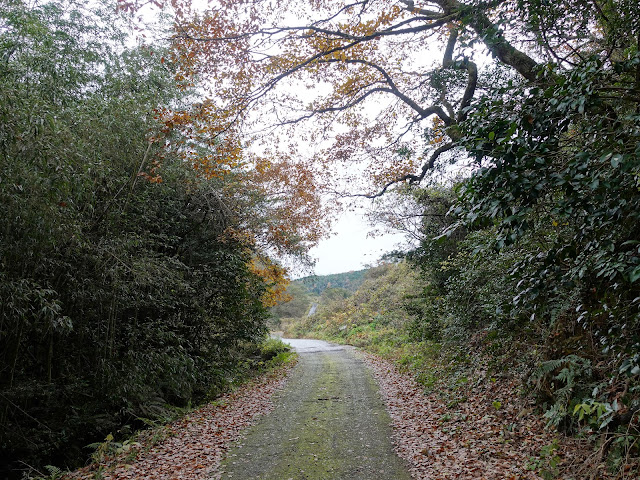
xmin=385 ymin=4 xmax=640 ymax=452
xmin=451 ymin=52 xmax=640 ymax=432
xmin=402 ymin=166 xmax=638 ymax=471
xmin=400 ymin=18 xmax=640 ymax=465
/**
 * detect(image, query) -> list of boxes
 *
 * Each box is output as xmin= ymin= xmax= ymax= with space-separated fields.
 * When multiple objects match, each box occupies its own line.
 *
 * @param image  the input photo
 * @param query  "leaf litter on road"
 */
xmin=65 ymin=348 xmax=619 ymax=480
xmin=65 ymin=362 xmax=296 ymax=480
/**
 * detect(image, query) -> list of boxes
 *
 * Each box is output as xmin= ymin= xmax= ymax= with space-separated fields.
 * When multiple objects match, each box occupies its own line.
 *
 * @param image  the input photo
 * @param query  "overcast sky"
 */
xmin=299 ymin=207 xmax=408 ymax=278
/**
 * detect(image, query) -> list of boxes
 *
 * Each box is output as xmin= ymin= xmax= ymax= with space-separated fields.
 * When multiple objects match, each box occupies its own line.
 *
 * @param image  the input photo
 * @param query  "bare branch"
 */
xmin=443 ymin=28 xmax=458 ymax=65
xmin=334 ymin=58 xmax=454 ymax=123
xmin=309 ymin=1 xmax=370 ymax=28
xmin=399 ymin=0 xmax=444 ymax=17
xmin=409 ymin=142 xmax=457 ymax=184
xmin=269 ymin=86 xmax=394 ymax=127
xmin=352 ymin=142 xmax=456 ymax=199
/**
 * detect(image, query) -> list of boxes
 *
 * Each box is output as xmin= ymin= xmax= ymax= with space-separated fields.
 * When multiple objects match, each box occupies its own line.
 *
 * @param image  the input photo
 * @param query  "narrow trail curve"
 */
xmin=219 ymin=339 xmax=412 ymax=480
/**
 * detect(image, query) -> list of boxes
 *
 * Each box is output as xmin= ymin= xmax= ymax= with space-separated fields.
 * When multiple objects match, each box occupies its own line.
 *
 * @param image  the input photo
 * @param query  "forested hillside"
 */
xmin=296 ymin=269 xmax=368 ymax=295
xmin=282 ymin=262 xmax=421 ymax=341
xmin=270 ymin=270 xmax=369 ymax=323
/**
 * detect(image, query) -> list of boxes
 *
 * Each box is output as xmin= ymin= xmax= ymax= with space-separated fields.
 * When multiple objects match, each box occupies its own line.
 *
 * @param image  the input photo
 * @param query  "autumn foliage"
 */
xmin=116 ymin=0 xmax=473 ymax=195
xmin=149 ymin=98 xmax=329 ymax=262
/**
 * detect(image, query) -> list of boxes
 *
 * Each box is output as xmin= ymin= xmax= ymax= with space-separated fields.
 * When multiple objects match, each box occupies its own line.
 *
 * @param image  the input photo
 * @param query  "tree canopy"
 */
xmin=129 ymin=0 xmax=639 ymax=335
xmin=119 ymin=0 xmax=636 ymax=195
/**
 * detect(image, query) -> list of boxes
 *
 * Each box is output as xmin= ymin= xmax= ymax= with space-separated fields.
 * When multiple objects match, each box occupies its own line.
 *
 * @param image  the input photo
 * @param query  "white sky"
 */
xmin=300 ymin=207 xmax=408 ymax=277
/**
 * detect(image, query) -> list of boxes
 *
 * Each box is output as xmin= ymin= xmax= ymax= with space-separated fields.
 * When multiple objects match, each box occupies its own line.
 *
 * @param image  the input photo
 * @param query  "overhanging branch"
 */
xmin=351 ymin=142 xmax=456 ymax=199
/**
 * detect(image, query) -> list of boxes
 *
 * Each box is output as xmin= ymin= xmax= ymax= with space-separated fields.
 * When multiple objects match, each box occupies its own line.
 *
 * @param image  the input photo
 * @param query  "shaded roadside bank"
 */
xmin=63 ymin=348 xmax=297 ymax=480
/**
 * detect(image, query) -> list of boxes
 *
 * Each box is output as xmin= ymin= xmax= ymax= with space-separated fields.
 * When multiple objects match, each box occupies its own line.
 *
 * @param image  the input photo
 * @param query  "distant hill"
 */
xmin=295 ymin=269 xmax=368 ymax=295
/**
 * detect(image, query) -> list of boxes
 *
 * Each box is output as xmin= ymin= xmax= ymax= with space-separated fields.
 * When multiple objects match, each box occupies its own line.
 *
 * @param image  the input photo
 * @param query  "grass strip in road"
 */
xmin=220 ymin=348 xmax=412 ymax=480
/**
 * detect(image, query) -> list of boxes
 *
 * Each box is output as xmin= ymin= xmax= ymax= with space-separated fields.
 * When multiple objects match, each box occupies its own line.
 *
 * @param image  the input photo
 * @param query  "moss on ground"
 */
xmin=220 ymin=347 xmax=411 ymax=480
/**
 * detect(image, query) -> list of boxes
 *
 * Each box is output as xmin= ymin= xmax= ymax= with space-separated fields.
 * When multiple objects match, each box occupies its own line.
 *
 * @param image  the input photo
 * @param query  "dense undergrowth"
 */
xmin=53 ymin=338 xmax=296 ymax=480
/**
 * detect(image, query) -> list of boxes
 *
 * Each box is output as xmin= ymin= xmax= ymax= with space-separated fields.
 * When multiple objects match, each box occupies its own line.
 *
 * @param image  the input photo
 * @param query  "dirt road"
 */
xmin=220 ymin=339 xmax=412 ymax=480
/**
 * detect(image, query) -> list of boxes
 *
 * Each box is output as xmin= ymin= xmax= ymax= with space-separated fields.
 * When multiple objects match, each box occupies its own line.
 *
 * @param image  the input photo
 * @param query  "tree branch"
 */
xmin=353 ymin=142 xmax=456 ymax=199
xmin=443 ymin=27 xmax=458 ymax=65
xmin=409 ymin=142 xmax=457 ymax=184
xmin=439 ymin=0 xmax=540 ymax=81
xmin=334 ymin=58 xmax=454 ymax=124
xmin=441 ymin=28 xmax=477 ymax=122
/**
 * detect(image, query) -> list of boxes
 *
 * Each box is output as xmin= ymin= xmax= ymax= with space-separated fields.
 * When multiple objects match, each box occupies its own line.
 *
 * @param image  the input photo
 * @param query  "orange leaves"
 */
xmin=154 ymin=103 xmax=245 ymax=181
xmin=153 ymin=101 xmax=328 ymax=274
xmin=254 ymin=157 xmax=272 ymax=175
xmin=137 ymin=159 xmax=163 ymax=184
xmin=150 ymin=100 xmax=327 ymax=273
xmin=121 ymin=0 xmax=464 ymax=252
xmin=249 ymin=256 xmax=290 ymax=307
xmin=246 ymin=152 xmax=330 ymax=240
xmin=429 ymin=116 xmax=446 ymax=146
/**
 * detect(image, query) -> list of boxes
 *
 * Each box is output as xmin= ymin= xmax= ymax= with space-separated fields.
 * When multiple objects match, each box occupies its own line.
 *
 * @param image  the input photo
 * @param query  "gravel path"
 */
xmin=219 ymin=339 xmax=412 ymax=480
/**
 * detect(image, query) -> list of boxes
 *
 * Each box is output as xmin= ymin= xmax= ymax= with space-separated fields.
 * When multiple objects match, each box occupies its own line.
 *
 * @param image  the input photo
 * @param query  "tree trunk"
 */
xmin=441 ymin=0 xmax=541 ymax=82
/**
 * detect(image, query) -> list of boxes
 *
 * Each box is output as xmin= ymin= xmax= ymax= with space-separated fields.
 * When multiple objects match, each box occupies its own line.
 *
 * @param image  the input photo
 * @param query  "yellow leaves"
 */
xmin=429 ymin=116 xmax=446 ymax=146
xmin=249 ymin=257 xmax=290 ymax=307
xmin=334 ymin=76 xmax=360 ymax=96
xmin=254 ymin=158 xmax=272 ymax=175
xmin=330 ymin=49 xmax=349 ymax=62
xmin=331 ymin=68 xmax=382 ymax=99
xmin=371 ymin=156 xmax=418 ymax=188
xmin=305 ymin=34 xmax=349 ymax=59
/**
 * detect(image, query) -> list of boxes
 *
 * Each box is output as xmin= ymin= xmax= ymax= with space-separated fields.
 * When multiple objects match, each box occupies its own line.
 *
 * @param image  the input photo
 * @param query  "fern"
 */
xmin=29 ymin=465 xmax=64 ymax=480
xmin=44 ymin=466 xmax=63 ymax=479
xmin=534 ymin=355 xmax=593 ymax=428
